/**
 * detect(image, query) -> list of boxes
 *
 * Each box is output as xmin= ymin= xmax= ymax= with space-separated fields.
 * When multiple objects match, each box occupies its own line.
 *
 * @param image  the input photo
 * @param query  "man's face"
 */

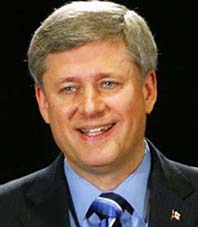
xmin=36 ymin=40 xmax=157 ymax=178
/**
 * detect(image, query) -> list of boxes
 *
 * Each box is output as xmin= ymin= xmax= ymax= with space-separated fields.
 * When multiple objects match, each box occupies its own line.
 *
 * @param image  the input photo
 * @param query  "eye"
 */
xmin=62 ymin=86 xmax=77 ymax=94
xmin=101 ymin=81 xmax=118 ymax=89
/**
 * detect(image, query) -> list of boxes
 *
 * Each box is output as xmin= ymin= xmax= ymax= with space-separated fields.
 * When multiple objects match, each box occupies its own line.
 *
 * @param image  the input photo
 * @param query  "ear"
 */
xmin=35 ymin=86 xmax=50 ymax=124
xmin=142 ymin=70 xmax=157 ymax=114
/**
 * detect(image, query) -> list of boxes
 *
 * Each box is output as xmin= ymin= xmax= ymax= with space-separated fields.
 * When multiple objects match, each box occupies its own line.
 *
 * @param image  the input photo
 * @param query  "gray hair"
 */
xmin=28 ymin=1 xmax=158 ymax=86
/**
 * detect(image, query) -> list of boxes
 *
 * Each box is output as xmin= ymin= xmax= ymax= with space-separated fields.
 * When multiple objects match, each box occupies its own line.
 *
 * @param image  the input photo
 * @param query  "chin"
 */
xmin=82 ymin=152 xmax=119 ymax=169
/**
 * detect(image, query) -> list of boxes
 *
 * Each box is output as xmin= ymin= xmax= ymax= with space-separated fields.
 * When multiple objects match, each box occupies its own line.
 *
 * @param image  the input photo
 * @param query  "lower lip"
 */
xmin=77 ymin=124 xmax=116 ymax=141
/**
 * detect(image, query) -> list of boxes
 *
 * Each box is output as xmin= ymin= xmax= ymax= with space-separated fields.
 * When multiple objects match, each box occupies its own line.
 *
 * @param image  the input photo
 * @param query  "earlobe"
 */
xmin=143 ymin=70 xmax=157 ymax=114
xmin=35 ymin=86 xmax=50 ymax=124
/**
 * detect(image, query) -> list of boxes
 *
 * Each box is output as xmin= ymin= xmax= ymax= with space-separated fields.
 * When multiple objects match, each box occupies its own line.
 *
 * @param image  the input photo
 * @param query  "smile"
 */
xmin=79 ymin=124 xmax=115 ymax=137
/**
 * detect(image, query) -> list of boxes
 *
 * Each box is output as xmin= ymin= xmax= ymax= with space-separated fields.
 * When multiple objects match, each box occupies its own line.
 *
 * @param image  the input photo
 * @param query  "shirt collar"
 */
xmin=64 ymin=139 xmax=151 ymax=225
xmin=114 ymin=140 xmax=151 ymax=218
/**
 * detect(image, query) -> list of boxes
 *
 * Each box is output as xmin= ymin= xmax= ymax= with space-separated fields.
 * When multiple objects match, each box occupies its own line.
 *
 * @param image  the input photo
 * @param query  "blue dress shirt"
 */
xmin=64 ymin=140 xmax=151 ymax=227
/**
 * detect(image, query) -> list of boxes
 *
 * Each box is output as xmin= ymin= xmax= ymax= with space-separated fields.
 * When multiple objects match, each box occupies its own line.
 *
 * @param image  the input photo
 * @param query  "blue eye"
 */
xmin=63 ymin=86 xmax=77 ymax=94
xmin=102 ymin=81 xmax=117 ymax=88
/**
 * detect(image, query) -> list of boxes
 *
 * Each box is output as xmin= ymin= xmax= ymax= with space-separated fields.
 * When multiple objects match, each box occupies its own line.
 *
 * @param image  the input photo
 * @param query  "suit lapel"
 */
xmin=18 ymin=154 xmax=71 ymax=227
xmin=148 ymin=140 xmax=196 ymax=227
xmin=27 ymin=184 xmax=69 ymax=227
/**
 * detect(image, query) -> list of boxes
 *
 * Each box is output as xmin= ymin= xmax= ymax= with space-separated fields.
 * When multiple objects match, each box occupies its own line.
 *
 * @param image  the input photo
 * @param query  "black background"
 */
xmin=1 ymin=1 xmax=197 ymax=184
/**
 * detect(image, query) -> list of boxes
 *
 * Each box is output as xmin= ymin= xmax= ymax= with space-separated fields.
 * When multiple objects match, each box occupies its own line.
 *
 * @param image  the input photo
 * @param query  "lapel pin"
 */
xmin=171 ymin=209 xmax=181 ymax=221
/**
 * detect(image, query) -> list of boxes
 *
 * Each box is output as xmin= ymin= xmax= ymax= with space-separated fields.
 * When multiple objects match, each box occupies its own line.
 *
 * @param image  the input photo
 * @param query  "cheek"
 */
xmin=47 ymin=97 xmax=78 ymax=122
xmin=47 ymin=102 xmax=75 ymax=144
xmin=110 ymin=92 xmax=141 ymax=117
xmin=111 ymin=89 xmax=146 ymax=132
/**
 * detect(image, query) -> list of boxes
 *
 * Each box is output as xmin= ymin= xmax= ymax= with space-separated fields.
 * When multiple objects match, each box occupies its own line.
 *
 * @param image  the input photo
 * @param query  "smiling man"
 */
xmin=36 ymin=39 xmax=156 ymax=191
xmin=0 ymin=1 xmax=198 ymax=227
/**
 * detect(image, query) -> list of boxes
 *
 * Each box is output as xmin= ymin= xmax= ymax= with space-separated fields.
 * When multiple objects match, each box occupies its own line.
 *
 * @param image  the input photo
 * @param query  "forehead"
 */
xmin=42 ymin=39 xmax=141 ymax=87
xmin=45 ymin=39 xmax=132 ymax=71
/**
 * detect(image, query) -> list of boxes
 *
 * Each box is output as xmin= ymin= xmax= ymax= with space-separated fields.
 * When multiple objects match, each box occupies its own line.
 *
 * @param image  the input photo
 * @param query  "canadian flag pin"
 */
xmin=171 ymin=209 xmax=181 ymax=221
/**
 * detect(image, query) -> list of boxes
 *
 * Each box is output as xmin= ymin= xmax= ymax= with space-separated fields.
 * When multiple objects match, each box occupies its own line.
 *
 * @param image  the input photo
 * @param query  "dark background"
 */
xmin=1 ymin=1 xmax=197 ymax=184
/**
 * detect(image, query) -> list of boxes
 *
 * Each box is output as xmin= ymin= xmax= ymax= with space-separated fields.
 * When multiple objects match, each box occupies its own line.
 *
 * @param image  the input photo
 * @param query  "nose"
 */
xmin=78 ymin=86 xmax=106 ymax=117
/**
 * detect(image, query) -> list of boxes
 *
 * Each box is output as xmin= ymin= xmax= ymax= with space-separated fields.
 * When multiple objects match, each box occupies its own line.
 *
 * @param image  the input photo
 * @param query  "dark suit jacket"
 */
xmin=0 ymin=140 xmax=198 ymax=227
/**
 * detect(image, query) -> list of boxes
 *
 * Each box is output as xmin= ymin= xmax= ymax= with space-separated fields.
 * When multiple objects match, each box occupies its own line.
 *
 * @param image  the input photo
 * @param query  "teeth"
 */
xmin=80 ymin=124 xmax=113 ymax=136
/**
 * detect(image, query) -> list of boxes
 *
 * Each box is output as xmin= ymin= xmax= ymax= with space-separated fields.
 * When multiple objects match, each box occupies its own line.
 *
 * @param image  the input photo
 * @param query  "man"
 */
xmin=0 ymin=1 xmax=197 ymax=227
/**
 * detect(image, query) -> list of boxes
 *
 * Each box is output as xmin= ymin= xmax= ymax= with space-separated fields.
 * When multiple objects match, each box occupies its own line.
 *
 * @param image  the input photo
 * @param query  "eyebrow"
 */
xmin=57 ymin=72 xmax=122 ymax=84
xmin=58 ymin=77 xmax=78 ymax=83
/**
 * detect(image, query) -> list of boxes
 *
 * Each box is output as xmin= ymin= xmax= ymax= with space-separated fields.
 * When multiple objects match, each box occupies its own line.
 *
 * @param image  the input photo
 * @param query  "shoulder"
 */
xmin=0 ymin=166 xmax=50 ymax=224
xmin=156 ymin=147 xmax=198 ymax=188
xmin=0 ymin=153 xmax=64 ymax=206
xmin=168 ymin=158 xmax=198 ymax=188
xmin=0 ymin=154 xmax=65 ymax=225
xmin=0 ymin=154 xmax=63 ymax=199
xmin=148 ymin=139 xmax=198 ymax=191
xmin=0 ymin=166 xmax=49 ymax=205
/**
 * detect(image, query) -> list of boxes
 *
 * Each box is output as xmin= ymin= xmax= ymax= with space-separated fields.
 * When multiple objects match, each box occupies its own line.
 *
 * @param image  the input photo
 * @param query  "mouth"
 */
xmin=77 ymin=123 xmax=115 ymax=138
